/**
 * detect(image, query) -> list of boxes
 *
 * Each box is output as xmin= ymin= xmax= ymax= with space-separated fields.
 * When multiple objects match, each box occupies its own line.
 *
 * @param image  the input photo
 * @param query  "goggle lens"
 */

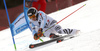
xmin=29 ymin=14 xmax=36 ymax=19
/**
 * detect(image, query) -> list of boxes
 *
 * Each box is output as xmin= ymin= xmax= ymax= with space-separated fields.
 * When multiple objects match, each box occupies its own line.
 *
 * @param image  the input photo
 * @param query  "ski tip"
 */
xmin=29 ymin=44 xmax=34 ymax=48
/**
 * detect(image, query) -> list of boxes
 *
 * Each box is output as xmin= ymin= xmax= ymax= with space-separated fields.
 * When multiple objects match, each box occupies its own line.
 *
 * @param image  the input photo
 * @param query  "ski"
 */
xmin=29 ymin=35 xmax=76 ymax=49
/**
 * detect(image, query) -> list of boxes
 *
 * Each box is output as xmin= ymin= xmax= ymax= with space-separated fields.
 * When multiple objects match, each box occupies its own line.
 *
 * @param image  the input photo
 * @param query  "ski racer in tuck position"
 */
xmin=27 ymin=7 xmax=80 ymax=41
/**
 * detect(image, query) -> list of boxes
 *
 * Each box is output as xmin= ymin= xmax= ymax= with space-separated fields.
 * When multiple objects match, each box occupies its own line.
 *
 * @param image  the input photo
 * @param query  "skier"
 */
xmin=27 ymin=7 xmax=80 ymax=41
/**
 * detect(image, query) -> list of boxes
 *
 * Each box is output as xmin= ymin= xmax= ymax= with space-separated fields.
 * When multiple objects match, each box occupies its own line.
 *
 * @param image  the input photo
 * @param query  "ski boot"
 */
xmin=49 ymin=33 xmax=64 ymax=43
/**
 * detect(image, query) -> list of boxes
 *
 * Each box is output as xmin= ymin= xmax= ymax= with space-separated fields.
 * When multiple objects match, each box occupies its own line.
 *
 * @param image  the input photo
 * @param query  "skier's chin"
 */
xmin=33 ymin=19 xmax=36 ymax=21
xmin=32 ymin=18 xmax=36 ymax=21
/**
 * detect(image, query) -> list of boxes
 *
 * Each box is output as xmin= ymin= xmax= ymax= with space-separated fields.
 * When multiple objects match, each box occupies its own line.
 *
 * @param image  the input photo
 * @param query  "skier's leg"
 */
xmin=43 ymin=28 xmax=55 ymax=37
xmin=54 ymin=24 xmax=79 ymax=35
xmin=49 ymin=20 xmax=79 ymax=35
xmin=43 ymin=28 xmax=63 ymax=43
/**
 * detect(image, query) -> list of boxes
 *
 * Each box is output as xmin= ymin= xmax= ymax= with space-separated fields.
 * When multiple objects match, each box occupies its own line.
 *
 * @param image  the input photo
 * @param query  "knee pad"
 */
xmin=54 ymin=25 xmax=61 ymax=31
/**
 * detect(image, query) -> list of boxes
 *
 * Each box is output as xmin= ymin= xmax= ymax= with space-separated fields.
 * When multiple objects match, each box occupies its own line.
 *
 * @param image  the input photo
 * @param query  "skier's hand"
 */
xmin=34 ymin=33 xmax=40 ymax=40
xmin=34 ymin=28 xmax=43 ymax=40
xmin=37 ymin=28 xmax=43 ymax=37
xmin=38 ymin=28 xmax=43 ymax=32
xmin=34 ymin=33 xmax=43 ymax=40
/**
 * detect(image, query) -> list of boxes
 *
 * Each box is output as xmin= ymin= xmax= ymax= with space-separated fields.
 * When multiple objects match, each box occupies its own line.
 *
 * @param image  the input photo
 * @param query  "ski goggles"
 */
xmin=29 ymin=14 xmax=36 ymax=19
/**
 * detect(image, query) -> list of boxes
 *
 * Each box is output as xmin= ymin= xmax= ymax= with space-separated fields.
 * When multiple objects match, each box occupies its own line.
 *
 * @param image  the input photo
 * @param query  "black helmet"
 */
xmin=27 ymin=7 xmax=38 ymax=19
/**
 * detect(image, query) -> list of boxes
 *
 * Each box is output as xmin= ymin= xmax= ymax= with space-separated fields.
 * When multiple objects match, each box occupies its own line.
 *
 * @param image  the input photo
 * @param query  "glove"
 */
xmin=37 ymin=28 xmax=43 ymax=37
xmin=34 ymin=28 xmax=43 ymax=40
xmin=34 ymin=33 xmax=40 ymax=40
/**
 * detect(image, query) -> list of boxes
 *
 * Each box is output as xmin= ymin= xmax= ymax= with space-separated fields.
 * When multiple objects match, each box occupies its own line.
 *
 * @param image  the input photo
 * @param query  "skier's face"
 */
xmin=32 ymin=17 xmax=36 ymax=21
xmin=29 ymin=14 xmax=36 ymax=21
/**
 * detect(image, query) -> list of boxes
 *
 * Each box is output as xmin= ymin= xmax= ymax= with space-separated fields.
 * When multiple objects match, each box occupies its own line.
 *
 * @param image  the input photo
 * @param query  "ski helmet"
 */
xmin=27 ymin=7 xmax=38 ymax=19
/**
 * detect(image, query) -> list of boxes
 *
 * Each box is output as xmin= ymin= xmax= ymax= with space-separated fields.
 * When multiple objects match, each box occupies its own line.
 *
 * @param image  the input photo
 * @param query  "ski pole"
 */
xmin=43 ymin=4 xmax=86 ymax=34
xmin=40 ymin=4 xmax=86 ymax=42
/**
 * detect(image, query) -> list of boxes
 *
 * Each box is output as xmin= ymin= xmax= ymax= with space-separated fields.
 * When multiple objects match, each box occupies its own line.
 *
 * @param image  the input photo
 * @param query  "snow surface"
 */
xmin=0 ymin=0 xmax=100 ymax=51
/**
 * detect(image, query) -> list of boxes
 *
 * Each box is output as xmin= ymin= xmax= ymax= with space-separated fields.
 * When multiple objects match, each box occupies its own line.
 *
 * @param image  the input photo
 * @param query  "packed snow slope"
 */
xmin=0 ymin=0 xmax=100 ymax=51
